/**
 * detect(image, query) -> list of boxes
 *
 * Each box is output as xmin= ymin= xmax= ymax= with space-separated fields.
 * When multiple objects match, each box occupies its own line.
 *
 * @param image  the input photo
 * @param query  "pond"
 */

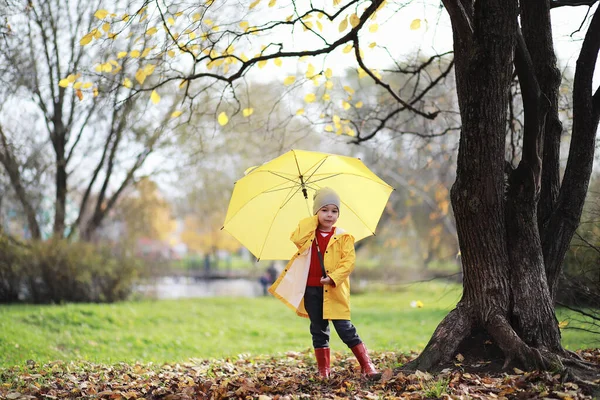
xmin=136 ymin=276 xmax=269 ymax=299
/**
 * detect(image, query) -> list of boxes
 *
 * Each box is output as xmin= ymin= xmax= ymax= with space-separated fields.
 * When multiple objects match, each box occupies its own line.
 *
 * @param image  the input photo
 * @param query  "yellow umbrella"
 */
xmin=222 ymin=149 xmax=394 ymax=260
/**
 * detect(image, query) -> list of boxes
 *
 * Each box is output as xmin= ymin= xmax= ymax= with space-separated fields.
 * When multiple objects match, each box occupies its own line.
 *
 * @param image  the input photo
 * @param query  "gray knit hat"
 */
xmin=312 ymin=187 xmax=340 ymax=215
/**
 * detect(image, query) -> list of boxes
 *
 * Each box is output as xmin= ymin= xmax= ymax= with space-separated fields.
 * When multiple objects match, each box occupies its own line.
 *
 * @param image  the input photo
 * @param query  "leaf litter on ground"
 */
xmin=1 ymin=349 xmax=599 ymax=399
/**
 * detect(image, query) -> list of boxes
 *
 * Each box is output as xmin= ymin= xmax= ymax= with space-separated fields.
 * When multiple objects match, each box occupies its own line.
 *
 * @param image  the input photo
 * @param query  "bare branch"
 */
xmin=550 ymin=0 xmax=598 ymax=7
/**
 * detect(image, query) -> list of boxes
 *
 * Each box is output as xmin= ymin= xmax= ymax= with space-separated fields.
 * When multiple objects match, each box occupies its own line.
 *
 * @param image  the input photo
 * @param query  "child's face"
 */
xmin=317 ymin=204 xmax=339 ymax=231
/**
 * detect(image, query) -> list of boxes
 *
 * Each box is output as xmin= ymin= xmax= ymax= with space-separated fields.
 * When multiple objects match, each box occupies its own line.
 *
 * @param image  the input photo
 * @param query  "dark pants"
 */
xmin=304 ymin=286 xmax=362 ymax=349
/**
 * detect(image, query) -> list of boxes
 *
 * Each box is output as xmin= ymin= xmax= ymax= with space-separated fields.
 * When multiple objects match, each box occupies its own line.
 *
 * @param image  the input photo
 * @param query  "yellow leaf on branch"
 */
xmin=269 ymin=0 xmax=276 ymax=6
xmin=218 ymin=112 xmax=229 ymax=126
xmin=343 ymin=44 xmax=353 ymax=53
xmin=150 ymin=90 xmax=160 ymax=104
xmin=243 ymin=108 xmax=254 ymax=117
xmin=58 ymin=79 xmax=69 ymax=88
xmin=73 ymin=81 xmax=82 ymax=89
xmin=257 ymin=59 xmax=267 ymax=68
xmin=94 ymin=9 xmax=108 ymax=19
xmin=349 ymin=13 xmax=360 ymax=28
xmin=274 ymin=58 xmax=282 ymax=67
xmin=117 ymin=51 xmax=127 ymax=58
xmin=249 ymin=0 xmax=261 ymax=9
xmin=355 ymin=101 xmax=363 ymax=108
xmin=325 ymin=125 xmax=333 ymax=132
xmin=322 ymin=93 xmax=331 ymax=101
xmin=306 ymin=63 xmax=315 ymax=77
xmin=130 ymin=50 xmax=141 ymax=58
xmin=342 ymin=101 xmax=351 ymax=110
xmin=325 ymin=68 xmax=332 ymax=79
xmin=123 ymin=78 xmax=132 ymax=88
xmin=296 ymin=108 xmax=304 ymax=116
xmin=304 ymin=93 xmax=316 ymax=103
xmin=343 ymin=85 xmax=355 ymax=94
xmin=102 ymin=23 xmax=110 ymax=32
xmin=410 ymin=19 xmax=421 ymax=30
xmin=135 ymin=69 xmax=147 ymax=84
xmin=171 ymin=110 xmax=182 ymax=118
xmin=79 ymin=33 xmax=93 ymax=46
xmin=283 ymin=76 xmax=296 ymax=85
xmin=75 ymin=89 xmax=83 ymax=101
xmin=338 ymin=17 xmax=348 ymax=32
xmin=369 ymin=24 xmax=379 ymax=33
xmin=143 ymin=64 xmax=156 ymax=75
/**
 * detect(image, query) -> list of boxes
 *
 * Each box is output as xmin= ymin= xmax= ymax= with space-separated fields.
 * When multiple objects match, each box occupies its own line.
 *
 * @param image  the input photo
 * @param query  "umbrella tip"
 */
xmin=220 ymin=226 xmax=224 ymax=230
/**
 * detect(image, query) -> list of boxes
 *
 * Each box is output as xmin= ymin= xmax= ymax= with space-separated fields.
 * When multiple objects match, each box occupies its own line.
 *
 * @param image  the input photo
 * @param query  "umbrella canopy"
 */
xmin=222 ymin=149 xmax=394 ymax=260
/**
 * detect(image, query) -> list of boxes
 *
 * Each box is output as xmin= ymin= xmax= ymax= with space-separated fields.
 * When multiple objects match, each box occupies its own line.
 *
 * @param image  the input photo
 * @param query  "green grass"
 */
xmin=0 ymin=281 xmax=596 ymax=368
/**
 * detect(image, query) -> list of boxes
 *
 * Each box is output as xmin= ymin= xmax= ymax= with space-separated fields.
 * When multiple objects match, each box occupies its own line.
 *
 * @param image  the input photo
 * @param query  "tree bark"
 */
xmin=51 ymin=118 xmax=67 ymax=239
xmin=406 ymin=0 xmax=600 ymax=373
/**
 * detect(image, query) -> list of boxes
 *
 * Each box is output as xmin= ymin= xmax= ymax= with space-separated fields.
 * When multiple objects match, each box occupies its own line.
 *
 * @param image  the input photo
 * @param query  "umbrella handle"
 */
xmin=315 ymin=241 xmax=327 ymax=278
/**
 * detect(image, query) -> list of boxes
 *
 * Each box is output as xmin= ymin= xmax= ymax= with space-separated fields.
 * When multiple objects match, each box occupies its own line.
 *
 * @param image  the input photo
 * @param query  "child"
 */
xmin=268 ymin=187 xmax=379 ymax=379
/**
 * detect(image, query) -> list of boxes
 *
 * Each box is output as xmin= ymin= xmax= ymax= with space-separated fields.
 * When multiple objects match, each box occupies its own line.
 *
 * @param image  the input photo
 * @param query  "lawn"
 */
xmin=0 ymin=281 xmax=596 ymax=368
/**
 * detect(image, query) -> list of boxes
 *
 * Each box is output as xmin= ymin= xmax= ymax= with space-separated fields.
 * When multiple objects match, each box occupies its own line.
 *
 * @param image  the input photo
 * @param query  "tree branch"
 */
xmin=550 ymin=0 xmax=598 ymax=7
xmin=0 ymin=126 xmax=41 ymax=239
xmin=513 ymin=25 xmax=547 ymax=189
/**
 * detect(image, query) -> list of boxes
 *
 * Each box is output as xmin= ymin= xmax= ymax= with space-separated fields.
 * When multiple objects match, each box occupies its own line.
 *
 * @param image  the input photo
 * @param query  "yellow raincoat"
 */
xmin=268 ymin=215 xmax=356 ymax=320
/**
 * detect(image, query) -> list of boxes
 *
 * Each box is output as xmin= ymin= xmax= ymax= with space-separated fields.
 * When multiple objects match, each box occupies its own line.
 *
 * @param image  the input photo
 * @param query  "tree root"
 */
xmin=400 ymin=304 xmax=599 ymax=395
xmin=402 ymin=306 xmax=473 ymax=372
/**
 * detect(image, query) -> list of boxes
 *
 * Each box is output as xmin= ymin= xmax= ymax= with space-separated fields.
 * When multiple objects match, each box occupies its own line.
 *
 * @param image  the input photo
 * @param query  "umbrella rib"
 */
xmin=223 ymin=174 xmax=300 ymax=226
xmin=278 ymin=182 xmax=305 ymax=210
xmin=256 ymin=181 xmax=307 ymax=259
xmin=308 ymin=172 xmax=394 ymax=189
xmin=267 ymin=170 xmax=299 ymax=183
xmin=303 ymin=157 xmax=329 ymax=183
xmin=339 ymin=197 xmax=377 ymax=236
xmin=305 ymin=173 xmax=343 ymax=185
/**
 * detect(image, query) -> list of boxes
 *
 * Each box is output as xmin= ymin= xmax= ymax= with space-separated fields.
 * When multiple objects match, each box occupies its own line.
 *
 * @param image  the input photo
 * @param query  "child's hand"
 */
xmin=320 ymin=276 xmax=333 ymax=285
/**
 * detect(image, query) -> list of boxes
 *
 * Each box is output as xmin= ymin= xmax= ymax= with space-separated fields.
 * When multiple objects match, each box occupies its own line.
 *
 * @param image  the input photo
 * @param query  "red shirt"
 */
xmin=306 ymin=228 xmax=335 ymax=286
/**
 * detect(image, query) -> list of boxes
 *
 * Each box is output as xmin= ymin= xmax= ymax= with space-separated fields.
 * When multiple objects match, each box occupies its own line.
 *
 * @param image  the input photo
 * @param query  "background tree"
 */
xmin=0 ymin=0 xmax=181 ymax=241
xmin=83 ymin=0 xmax=599 ymax=374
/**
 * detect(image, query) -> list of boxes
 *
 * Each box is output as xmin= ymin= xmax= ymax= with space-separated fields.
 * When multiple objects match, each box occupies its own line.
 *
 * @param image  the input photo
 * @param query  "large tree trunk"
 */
xmin=405 ymin=0 xmax=600 ymax=373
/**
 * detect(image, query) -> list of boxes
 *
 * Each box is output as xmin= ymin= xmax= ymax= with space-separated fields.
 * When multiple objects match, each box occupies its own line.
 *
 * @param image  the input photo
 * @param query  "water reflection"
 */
xmin=137 ymin=276 xmax=263 ymax=299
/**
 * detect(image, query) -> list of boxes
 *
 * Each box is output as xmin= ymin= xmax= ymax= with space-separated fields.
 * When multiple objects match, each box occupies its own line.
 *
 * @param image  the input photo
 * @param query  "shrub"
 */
xmin=0 ymin=236 xmax=27 ymax=302
xmin=0 ymin=237 xmax=144 ymax=304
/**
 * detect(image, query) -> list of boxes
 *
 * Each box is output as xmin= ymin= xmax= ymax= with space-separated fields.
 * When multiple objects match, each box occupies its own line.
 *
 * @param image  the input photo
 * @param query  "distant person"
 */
xmin=266 ymin=262 xmax=278 ymax=284
xmin=259 ymin=271 xmax=271 ymax=296
xmin=268 ymin=187 xmax=379 ymax=379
